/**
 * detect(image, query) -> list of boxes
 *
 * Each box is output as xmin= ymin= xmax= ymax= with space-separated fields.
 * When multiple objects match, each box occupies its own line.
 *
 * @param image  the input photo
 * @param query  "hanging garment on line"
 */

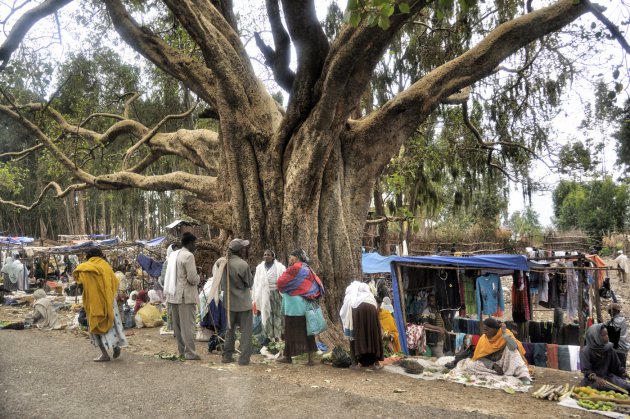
xmin=136 ymin=254 xmax=163 ymax=278
xmin=511 ymin=272 xmax=530 ymax=323
xmin=435 ymin=269 xmax=461 ymax=310
xmin=475 ymin=273 xmax=504 ymax=318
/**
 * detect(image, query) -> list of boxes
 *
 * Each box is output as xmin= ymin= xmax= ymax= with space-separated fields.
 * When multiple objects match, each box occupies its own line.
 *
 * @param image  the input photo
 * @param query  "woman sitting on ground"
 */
xmin=28 ymin=289 xmax=64 ymax=330
xmin=465 ymin=317 xmax=531 ymax=384
xmin=276 ymin=249 xmax=324 ymax=366
xmin=340 ymin=281 xmax=384 ymax=370
xmin=580 ymin=323 xmax=630 ymax=392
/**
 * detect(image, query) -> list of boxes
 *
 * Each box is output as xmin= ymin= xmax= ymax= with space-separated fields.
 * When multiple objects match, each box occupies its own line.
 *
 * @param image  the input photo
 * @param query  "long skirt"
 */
xmin=283 ymin=315 xmax=316 ymax=357
xmin=90 ymin=301 xmax=128 ymax=351
xmin=461 ymin=347 xmax=530 ymax=380
xmin=350 ymin=303 xmax=383 ymax=366
xmin=264 ymin=291 xmax=284 ymax=340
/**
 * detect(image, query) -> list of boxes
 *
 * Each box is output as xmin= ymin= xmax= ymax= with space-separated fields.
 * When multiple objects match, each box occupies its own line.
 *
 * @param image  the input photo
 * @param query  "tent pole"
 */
xmin=396 ymin=264 xmax=407 ymax=327
xmin=577 ymin=258 xmax=586 ymax=347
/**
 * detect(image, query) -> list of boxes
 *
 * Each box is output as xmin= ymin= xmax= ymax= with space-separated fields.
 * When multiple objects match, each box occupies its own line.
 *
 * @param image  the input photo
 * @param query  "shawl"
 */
xmin=339 ymin=281 xmax=376 ymax=339
xmin=473 ymin=328 xmax=527 ymax=364
xmin=135 ymin=289 xmax=148 ymax=313
xmin=585 ymin=323 xmax=614 ymax=353
xmin=379 ymin=308 xmax=401 ymax=352
xmin=381 ymin=296 xmax=395 ymax=313
xmin=276 ymin=261 xmax=324 ymax=299
xmin=33 ymin=290 xmax=63 ymax=330
xmin=253 ymin=260 xmax=286 ymax=328
xmin=163 ymin=249 xmax=181 ymax=298
xmin=74 ymin=256 xmax=119 ymax=334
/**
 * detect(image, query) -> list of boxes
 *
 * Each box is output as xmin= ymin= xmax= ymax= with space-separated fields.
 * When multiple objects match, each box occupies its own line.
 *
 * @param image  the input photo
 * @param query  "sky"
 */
xmin=1 ymin=0 xmax=628 ymax=229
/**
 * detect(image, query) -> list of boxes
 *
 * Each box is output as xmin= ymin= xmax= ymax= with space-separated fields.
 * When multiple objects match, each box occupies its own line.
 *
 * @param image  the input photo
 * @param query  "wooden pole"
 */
xmin=577 ymin=258 xmax=586 ymax=347
xmin=395 ymin=263 xmax=407 ymax=327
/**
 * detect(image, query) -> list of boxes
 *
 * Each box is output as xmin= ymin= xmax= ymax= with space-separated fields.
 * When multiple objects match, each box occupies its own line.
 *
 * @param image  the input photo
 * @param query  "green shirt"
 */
xmin=281 ymin=294 xmax=308 ymax=316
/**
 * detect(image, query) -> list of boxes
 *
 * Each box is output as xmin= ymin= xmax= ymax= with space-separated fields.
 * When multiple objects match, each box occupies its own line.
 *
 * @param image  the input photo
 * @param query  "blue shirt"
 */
xmin=476 ymin=273 xmax=504 ymax=318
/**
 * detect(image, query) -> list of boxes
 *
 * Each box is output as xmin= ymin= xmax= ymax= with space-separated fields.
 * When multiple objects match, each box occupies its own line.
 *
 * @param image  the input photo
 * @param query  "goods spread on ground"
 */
xmin=533 ymin=384 xmax=630 ymax=414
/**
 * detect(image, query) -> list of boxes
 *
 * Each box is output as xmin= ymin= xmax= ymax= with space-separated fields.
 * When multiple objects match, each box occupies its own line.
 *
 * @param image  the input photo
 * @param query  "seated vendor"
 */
xmin=468 ymin=317 xmax=531 ymax=384
xmin=420 ymin=294 xmax=446 ymax=357
xmin=28 ymin=289 xmax=64 ymax=330
xmin=580 ymin=323 xmax=630 ymax=392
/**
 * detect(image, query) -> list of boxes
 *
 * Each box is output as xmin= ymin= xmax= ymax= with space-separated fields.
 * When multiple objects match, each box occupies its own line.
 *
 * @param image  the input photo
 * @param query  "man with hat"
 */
xmin=614 ymin=250 xmax=629 ymax=283
xmin=607 ymin=303 xmax=629 ymax=367
xmin=166 ymin=232 xmax=201 ymax=360
xmin=217 ymin=238 xmax=254 ymax=365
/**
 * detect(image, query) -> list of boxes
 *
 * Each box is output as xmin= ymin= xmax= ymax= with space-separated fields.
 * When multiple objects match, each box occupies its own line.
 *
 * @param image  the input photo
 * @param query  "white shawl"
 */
xmin=253 ymin=260 xmax=286 ymax=327
xmin=163 ymin=249 xmax=181 ymax=298
xmin=339 ymin=281 xmax=377 ymax=340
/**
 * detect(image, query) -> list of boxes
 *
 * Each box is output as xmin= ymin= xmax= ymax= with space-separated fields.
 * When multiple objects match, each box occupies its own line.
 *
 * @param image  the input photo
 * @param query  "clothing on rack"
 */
xmin=547 ymin=344 xmax=559 ymax=369
xmin=475 ymin=273 xmax=504 ymax=318
xmin=558 ymin=345 xmax=571 ymax=371
xmin=522 ymin=342 xmax=535 ymax=365
xmin=435 ymin=269 xmax=460 ymax=309
xmin=559 ymin=323 xmax=580 ymax=346
xmin=565 ymin=261 xmax=578 ymax=320
xmin=528 ymin=321 xmax=554 ymax=344
xmin=462 ymin=275 xmax=477 ymax=316
xmin=406 ymin=323 xmax=426 ymax=352
xmin=511 ymin=272 xmax=530 ymax=323
xmin=533 ymin=342 xmax=547 ymax=367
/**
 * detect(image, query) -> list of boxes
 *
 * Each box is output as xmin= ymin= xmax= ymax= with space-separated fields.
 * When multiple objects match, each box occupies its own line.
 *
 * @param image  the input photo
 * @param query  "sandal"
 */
xmin=276 ymin=357 xmax=293 ymax=364
xmin=113 ymin=347 xmax=121 ymax=359
xmin=93 ymin=355 xmax=111 ymax=362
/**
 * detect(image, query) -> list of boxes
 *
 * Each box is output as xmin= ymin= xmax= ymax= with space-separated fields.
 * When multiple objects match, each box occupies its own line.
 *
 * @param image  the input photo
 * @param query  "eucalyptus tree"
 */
xmin=0 ymin=0 xmax=628 ymax=317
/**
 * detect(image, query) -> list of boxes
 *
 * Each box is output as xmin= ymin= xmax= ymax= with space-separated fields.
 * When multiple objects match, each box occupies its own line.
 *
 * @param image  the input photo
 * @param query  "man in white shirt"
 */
xmin=614 ymin=250 xmax=630 ymax=283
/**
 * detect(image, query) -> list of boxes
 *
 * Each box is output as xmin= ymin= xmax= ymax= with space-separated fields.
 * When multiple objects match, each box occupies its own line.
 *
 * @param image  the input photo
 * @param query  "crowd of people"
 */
xmin=15 ymin=236 xmax=630 ymax=397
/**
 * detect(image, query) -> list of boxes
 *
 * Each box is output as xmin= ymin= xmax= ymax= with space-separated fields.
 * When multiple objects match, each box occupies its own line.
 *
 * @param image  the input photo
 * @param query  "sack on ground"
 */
xmin=331 ymin=345 xmax=352 ymax=368
xmin=136 ymin=304 xmax=163 ymax=328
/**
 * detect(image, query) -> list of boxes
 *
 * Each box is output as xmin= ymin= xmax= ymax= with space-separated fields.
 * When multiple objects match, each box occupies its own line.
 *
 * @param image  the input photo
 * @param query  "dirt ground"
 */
xmin=0 ymin=256 xmax=623 ymax=418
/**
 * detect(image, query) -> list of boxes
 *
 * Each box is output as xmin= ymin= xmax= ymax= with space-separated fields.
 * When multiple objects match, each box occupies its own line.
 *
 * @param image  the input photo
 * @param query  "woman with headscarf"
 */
xmin=378 ymin=296 xmax=401 ymax=353
xmin=459 ymin=317 xmax=531 ymax=384
xmin=580 ymin=323 xmax=630 ymax=391
xmin=276 ymin=249 xmax=324 ymax=366
xmin=134 ymin=289 xmax=149 ymax=313
xmin=340 ymin=281 xmax=383 ymax=370
xmin=74 ymin=248 xmax=128 ymax=362
xmin=29 ymin=289 xmax=64 ymax=330
xmin=253 ymin=250 xmax=286 ymax=343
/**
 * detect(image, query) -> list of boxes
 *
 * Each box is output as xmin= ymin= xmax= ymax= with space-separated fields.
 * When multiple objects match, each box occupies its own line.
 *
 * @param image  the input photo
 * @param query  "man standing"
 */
xmin=614 ymin=250 xmax=629 ymax=283
xmin=607 ymin=303 xmax=630 ymax=367
xmin=166 ymin=232 xmax=201 ymax=360
xmin=218 ymin=238 xmax=254 ymax=365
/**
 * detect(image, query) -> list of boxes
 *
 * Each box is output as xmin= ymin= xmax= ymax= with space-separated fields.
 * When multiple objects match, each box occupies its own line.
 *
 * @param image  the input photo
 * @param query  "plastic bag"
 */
xmin=136 ymin=304 xmax=164 ymax=328
xmin=305 ymin=300 xmax=327 ymax=336
xmin=331 ymin=345 xmax=352 ymax=368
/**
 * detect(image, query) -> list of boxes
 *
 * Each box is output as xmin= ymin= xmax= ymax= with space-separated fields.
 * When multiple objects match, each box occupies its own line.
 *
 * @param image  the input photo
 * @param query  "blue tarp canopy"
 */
xmin=136 ymin=236 xmax=166 ymax=247
xmin=387 ymin=254 xmax=529 ymax=355
xmin=47 ymin=237 xmax=121 ymax=253
xmin=361 ymin=252 xmax=397 ymax=274
xmin=0 ymin=236 xmax=35 ymax=245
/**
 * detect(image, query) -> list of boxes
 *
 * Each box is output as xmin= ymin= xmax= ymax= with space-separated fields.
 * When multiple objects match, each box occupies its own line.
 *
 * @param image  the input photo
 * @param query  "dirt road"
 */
xmin=0 ymin=326 xmax=598 ymax=419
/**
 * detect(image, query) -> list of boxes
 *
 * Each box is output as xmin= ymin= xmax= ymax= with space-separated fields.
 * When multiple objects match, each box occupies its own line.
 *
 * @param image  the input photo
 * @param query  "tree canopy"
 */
xmin=0 ymin=0 xmax=629 ymax=317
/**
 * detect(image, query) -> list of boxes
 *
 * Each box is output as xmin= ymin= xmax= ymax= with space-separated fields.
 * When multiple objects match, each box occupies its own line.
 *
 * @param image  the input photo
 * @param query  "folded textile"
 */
xmin=522 ymin=342 xmax=535 ymax=365
xmin=533 ymin=342 xmax=547 ymax=367
xmin=568 ymin=345 xmax=580 ymax=371
xmin=558 ymin=345 xmax=571 ymax=371
xmin=547 ymin=344 xmax=559 ymax=369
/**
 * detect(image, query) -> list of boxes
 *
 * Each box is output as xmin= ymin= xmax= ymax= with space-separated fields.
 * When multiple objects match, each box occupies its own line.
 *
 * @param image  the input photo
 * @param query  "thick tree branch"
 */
xmin=351 ymin=0 xmax=590 ymax=174
xmin=0 ymin=181 xmax=88 ymax=210
xmin=585 ymin=0 xmax=630 ymax=54
xmin=122 ymin=101 xmax=198 ymax=168
xmin=0 ymin=0 xmax=73 ymax=70
xmin=254 ymin=31 xmax=295 ymax=91
xmin=95 ymin=171 xmax=218 ymax=198
xmin=0 ymin=143 xmax=43 ymax=160
xmin=103 ymin=0 xmax=218 ymax=107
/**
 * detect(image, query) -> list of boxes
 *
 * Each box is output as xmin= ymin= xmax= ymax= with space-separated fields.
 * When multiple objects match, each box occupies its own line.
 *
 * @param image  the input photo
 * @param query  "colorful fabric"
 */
xmin=379 ymin=308 xmax=401 ymax=353
xmin=406 ymin=323 xmax=426 ymax=352
xmin=277 ymin=262 xmax=324 ymax=299
xmin=89 ymin=300 xmax=128 ymax=350
xmin=74 ymin=256 xmax=119 ymax=334
xmin=547 ymin=344 xmax=559 ymax=369
xmin=511 ymin=272 xmax=530 ymax=323
xmin=462 ymin=276 xmax=477 ymax=317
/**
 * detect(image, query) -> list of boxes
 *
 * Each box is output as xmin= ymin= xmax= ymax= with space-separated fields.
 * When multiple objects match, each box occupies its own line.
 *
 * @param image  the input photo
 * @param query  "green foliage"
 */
xmin=553 ymin=177 xmax=629 ymax=238
xmin=0 ymin=163 xmax=26 ymax=195
xmin=557 ymin=141 xmax=593 ymax=177
xmin=614 ymin=99 xmax=630 ymax=173
xmin=507 ymin=207 xmax=542 ymax=240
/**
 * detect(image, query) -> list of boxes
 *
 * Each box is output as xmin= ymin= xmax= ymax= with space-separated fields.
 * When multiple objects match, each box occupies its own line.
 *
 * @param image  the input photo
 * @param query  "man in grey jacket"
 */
xmin=608 ymin=303 xmax=629 ymax=367
xmin=166 ymin=232 xmax=201 ymax=360
xmin=219 ymin=238 xmax=254 ymax=365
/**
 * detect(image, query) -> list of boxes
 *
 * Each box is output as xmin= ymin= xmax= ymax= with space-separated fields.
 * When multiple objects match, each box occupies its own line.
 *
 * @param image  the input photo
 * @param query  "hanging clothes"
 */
xmin=511 ymin=271 xmax=530 ymax=323
xmin=406 ymin=323 xmax=426 ymax=352
xmin=462 ymin=274 xmax=477 ymax=316
xmin=435 ymin=269 xmax=461 ymax=309
xmin=538 ymin=271 xmax=549 ymax=305
xmin=565 ymin=261 xmax=578 ymax=321
xmin=475 ymin=273 xmax=504 ymax=319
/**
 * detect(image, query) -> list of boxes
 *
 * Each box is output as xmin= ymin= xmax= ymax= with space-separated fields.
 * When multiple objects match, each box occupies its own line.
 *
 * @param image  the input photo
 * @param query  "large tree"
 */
xmin=0 ymin=0 xmax=627 ymax=319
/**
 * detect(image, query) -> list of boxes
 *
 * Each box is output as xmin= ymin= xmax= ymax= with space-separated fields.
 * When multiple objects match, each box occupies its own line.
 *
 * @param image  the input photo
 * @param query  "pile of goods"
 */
xmin=532 ymin=383 xmax=574 ymax=401
xmin=573 ymin=386 xmax=630 ymax=412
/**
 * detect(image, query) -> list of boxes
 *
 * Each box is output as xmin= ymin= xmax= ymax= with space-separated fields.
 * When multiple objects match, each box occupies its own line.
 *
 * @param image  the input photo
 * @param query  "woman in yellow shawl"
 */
xmin=74 ymin=248 xmax=128 ymax=362
xmin=467 ymin=317 xmax=531 ymax=384
xmin=378 ymin=297 xmax=401 ymax=353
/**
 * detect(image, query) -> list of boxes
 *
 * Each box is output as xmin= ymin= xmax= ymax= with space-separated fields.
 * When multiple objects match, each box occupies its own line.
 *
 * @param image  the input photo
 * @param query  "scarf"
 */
xmin=276 ymin=261 xmax=324 ymax=299
xmin=253 ymin=260 xmax=286 ymax=328
xmin=339 ymin=281 xmax=377 ymax=339
xmin=163 ymin=249 xmax=181 ymax=298
xmin=135 ymin=289 xmax=148 ymax=313
xmin=472 ymin=328 xmax=527 ymax=363
xmin=381 ymin=296 xmax=394 ymax=313
xmin=585 ymin=323 xmax=614 ymax=353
